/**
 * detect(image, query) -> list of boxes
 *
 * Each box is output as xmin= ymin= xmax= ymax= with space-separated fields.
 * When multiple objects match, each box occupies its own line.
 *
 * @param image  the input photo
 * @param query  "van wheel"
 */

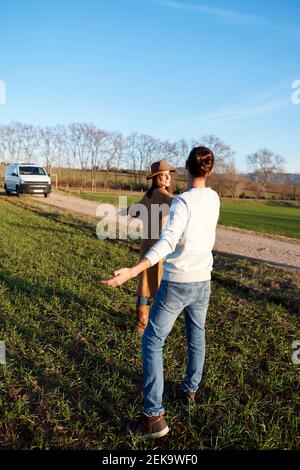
xmin=4 ymin=184 xmax=10 ymax=195
xmin=16 ymin=186 xmax=21 ymax=197
xmin=44 ymin=193 xmax=48 ymax=198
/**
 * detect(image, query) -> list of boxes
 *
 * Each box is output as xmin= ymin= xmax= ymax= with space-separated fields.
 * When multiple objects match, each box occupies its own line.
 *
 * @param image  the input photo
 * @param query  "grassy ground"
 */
xmin=76 ymin=191 xmax=142 ymax=208
xmin=68 ymin=191 xmax=300 ymax=239
xmin=219 ymin=199 xmax=300 ymax=239
xmin=0 ymin=197 xmax=299 ymax=450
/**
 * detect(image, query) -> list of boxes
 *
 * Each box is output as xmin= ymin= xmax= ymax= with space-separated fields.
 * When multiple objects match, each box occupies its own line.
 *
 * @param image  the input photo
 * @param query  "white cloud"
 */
xmin=159 ymin=1 xmax=300 ymax=38
xmin=197 ymin=96 xmax=287 ymax=126
xmin=160 ymin=0 xmax=268 ymax=27
xmin=168 ymin=86 xmax=290 ymax=130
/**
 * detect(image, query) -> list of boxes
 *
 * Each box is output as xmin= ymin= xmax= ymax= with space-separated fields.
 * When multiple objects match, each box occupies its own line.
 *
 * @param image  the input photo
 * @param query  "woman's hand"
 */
xmin=100 ymin=268 xmax=134 ymax=287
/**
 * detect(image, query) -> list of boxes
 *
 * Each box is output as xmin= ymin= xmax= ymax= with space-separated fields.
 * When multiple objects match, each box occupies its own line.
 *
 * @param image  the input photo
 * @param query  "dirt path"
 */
xmin=30 ymin=191 xmax=300 ymax=271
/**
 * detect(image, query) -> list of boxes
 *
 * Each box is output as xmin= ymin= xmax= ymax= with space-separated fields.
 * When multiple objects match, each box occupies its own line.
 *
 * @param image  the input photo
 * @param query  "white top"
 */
xmin=145 ymin=187 xmax=220 ymax=282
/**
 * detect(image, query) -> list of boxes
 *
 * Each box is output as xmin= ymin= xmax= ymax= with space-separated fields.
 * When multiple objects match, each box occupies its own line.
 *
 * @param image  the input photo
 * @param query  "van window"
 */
xmin=19 ymin=166 xmax=47 ymax=176
xmin=10 ymin=166 xmax=18 ymax=175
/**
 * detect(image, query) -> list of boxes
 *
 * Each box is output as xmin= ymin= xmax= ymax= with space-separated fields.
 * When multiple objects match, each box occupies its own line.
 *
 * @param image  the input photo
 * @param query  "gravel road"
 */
xmin=31 ymin=191 xmax=300 ymax=271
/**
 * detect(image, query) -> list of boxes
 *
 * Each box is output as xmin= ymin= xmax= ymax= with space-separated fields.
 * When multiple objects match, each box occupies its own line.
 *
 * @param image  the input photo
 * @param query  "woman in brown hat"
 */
xmin=134 ymin=161 xmax=176 ymax=334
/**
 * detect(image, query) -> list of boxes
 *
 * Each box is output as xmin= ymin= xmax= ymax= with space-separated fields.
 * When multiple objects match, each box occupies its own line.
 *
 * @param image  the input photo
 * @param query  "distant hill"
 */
xmin=245 ymin=173 xmax=300 ymax=185
xmin=176 ymin=168 xmax=300 ymax=184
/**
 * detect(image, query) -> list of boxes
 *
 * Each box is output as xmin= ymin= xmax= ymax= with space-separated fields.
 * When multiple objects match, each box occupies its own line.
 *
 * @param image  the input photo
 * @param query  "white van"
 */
xmin=4 ymin=163 xmax=52 ymax=197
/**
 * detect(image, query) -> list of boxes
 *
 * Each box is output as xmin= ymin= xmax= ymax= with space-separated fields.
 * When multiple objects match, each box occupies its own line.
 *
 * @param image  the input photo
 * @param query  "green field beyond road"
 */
xmin=73 ymin=192 xmax=300 ymax=239
xmin=0 ymin=197 xmax=299 ymax=450
xmin=219 ymin=199 xmax=300 ymax=239
xmin=77 ymin=191 xmax=140 ymax=208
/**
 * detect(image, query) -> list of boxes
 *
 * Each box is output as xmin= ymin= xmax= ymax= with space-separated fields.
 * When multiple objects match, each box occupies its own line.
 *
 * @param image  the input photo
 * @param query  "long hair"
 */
xmin=145 ymin=174 xmax=172 ymax=199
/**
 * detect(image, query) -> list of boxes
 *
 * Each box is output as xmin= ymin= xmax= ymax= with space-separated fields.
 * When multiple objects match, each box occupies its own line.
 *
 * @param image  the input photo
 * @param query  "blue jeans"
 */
xmin=142 ymin=279 xmax=211 ymax=416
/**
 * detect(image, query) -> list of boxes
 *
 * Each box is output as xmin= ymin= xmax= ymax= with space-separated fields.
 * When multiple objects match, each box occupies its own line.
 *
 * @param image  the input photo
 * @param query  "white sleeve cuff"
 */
xmin=144 ymin=239 xmax=173 ymax=266
xmin=144 ymin=249 xmax=161 ymax=266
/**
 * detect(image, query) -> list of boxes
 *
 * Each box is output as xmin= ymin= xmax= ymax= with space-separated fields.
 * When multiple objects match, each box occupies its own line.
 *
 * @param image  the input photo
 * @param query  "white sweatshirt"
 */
xmin=145 ymin=187 xmax=220 ymax=282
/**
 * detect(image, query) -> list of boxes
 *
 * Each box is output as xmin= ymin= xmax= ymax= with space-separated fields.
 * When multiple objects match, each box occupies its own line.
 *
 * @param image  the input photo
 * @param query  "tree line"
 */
xmin=0 ymin=121 xmax=288 ymax=196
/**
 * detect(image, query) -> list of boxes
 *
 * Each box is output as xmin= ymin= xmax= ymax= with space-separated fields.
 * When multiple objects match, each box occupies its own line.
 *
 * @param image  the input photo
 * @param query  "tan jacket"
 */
xmin=135 ymin=188 xmax=173 ymax=298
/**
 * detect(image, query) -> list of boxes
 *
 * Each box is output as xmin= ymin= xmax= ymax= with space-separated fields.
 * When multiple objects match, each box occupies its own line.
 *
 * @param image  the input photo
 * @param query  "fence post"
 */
xmin=50 ymin=174 xmax=58 ymax=190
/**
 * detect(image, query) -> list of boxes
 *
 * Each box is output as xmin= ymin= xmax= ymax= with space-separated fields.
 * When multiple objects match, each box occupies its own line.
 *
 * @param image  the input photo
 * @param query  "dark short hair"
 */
xmin=186 ymin=146 xmax=214 ymax=177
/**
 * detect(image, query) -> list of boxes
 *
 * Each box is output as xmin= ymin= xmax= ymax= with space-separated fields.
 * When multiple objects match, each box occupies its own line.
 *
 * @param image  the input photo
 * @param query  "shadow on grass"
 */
xmin=213 ymin=252 xmax=300 ymax=316
xmin=214 ymin=249 xmax=300 ymax=272
xmin=0 ymin=275 xmax=143 ymax=448
xmin=265 ymin=200 xmax=300 ymax=208
xmin=4 ymin=220 xmax=78 ymax=237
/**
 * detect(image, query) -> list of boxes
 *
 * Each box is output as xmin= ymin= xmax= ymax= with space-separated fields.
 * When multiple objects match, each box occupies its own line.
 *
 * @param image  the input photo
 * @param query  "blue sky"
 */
xmin=0 ymin=0 xmax=299 ymax=172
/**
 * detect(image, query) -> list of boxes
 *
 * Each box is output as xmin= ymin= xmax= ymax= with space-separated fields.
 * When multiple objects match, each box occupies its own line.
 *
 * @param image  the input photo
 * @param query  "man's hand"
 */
xmin=100 ymin=257 xmax=152 ymax=288
xmin=101 ymin=268 xmax=134 ymax=287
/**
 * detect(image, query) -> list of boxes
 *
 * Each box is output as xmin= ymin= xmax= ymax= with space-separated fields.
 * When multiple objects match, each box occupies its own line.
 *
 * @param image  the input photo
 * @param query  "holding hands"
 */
xmin=101 ymin=268 xmax=134 ymax=287
xmin=100 ymin=258 xmax=152 ymax=288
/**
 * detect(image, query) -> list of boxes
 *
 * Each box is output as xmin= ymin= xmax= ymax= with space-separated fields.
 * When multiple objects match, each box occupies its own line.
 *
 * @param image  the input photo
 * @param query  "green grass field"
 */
xmin=219 ymin=199 xmax=300 ymax=239
xmin=76 ymin=191 xmax=141 ymax=208
xmin=70 ymin=191 xmax=300 ymax=239
xmin=0 ymin=197 xmax=299 ymax=450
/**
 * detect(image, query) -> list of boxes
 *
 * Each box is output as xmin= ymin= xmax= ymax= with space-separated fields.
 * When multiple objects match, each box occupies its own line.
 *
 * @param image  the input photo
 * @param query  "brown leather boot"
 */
xmin=127 ymin=413 xmax=169 ymax=439
xmin=136 ymin=304 xmax=150 ymax=335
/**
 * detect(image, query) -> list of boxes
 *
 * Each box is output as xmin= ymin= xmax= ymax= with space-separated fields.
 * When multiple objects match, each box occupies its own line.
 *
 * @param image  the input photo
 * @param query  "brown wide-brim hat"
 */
xmin=146 ymin=161 xmax=176 ymax=180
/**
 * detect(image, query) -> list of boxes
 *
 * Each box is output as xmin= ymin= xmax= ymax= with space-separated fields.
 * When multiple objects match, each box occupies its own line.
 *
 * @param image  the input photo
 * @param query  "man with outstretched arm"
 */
xmin=101 ymin=147 xmax=220 ymax=440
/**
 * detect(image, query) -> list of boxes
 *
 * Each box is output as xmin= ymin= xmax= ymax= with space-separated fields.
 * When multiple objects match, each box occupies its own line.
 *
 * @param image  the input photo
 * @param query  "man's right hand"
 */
xmin=100 ymin=267 xmax=133 ymax=287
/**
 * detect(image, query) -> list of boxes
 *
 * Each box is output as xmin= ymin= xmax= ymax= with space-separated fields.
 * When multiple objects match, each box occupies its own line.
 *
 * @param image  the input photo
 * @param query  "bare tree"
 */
xmin=39 ymin=125 xmax=68 ymax=177
xmin=21 ymin=124 xmax=38 ymax=163
xmin=125 ymin=132 xmax=139 ymax=184
xmin=0 ymin=126 xmax=7 ymax=163
xmin=137 ymin=134 xmax=157 ymax=176
xmin=175 ymin=138 xmax=189 ymax=168
xmin=199 ymin=134 xmax=235 ymax=174
xmin=102 ymin=131 xmax=125 ymax=187
xmin=247 ymin=148 xmax=286 ymax=185
xmin=88 ymin=126 xmax=109 ymax=176
xmin=39 ymin=126 xmax=56 ymax=172
xmin=1 ymin=122 xmax=26 ymax=162
xmin=103 ymin=132 xmax=124 ymax=171
xmin=68 ymin=123 xmax=89 ymax=184
xmin=53 ymin=124 xmax=67 ymax=179
xmin=246 ymin=148 xmax=286 ymax=197
xmin=156 ymin=139 xmax=178 ymax=166
xmin=292 ymin=183 xmax=300 ymax=201
xmin=0 ymin=142 xmax=5 ymax=163
xmin=224 ymin=169 xmax=244 ymax=198
xmin=125 ymin=133 xmax=157 ymax=184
